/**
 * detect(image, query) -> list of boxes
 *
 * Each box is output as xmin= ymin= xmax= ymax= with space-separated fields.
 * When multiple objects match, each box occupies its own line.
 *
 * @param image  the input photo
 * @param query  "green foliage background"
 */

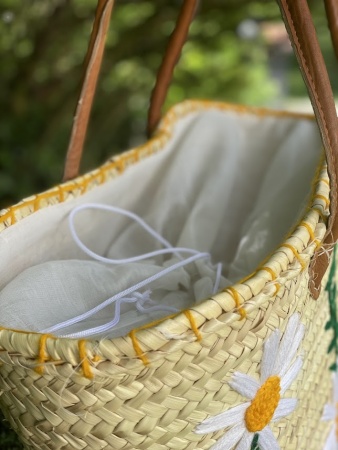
xmin=0 ymin=0 xmax=337 ymax=447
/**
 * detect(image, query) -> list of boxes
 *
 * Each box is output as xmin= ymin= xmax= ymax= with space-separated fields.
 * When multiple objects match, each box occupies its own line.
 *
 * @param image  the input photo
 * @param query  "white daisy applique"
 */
xmin=322 ymin=368 xmax=338 ymax=450
xmin=195 ymin=313 xmax=305 ymax=450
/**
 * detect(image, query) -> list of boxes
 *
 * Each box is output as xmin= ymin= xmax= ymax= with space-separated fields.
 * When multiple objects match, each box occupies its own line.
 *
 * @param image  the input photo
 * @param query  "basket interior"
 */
xmin=0 ymin=104 xmax=322 ymax=338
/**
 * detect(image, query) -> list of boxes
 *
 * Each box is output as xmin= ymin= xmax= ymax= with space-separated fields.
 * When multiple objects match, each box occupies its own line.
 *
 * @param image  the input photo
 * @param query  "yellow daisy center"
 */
xmin=245 ymin=375 xmax=281 ymax=432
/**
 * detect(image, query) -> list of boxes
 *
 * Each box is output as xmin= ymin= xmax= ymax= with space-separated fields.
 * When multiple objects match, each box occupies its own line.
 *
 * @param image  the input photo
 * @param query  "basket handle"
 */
xmin=63 ymin=0 xmax=115 ymax=182
xmin=63 ymin=0 xmax=197 ymax=182
xmin=325 ymin=0 xmax=338 ymax=60
xmin=276 ymin=0 xmax=338 ymax=297
xmin=147 ymin=0 xmax=198 ymax=137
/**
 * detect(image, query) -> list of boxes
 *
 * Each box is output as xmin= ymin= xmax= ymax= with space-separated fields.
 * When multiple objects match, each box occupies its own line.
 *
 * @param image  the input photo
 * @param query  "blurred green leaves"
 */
xmin=0 ymin=0 xmax=285 ymax=209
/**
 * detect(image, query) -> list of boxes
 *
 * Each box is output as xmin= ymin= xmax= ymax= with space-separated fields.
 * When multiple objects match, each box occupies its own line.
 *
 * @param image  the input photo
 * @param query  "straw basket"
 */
xmin=0 ymin=1 xmax=338 ymax=449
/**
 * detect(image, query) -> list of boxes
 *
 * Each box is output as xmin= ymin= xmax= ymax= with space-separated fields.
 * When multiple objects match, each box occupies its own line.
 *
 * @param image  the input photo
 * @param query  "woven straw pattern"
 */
xmin=0 ymin=101 xmax=334 ymax=449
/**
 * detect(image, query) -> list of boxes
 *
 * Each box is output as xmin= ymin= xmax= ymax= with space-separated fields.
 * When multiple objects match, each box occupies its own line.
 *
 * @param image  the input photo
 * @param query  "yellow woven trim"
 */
xmin=225 ymin=287 xmax=246 ymax=320
xmin=319 ymin=178 xmax=330 ymax=186
xmin=129 ymin=313 xmax=178 ymax=365
xmin=80 ymin=175 xmax=94 ymax=194
xmin=35 ymin=334 xmax=53 ymax=375
xmin=115 ymin=159 xmax=125 ymax=173
xmin=299 ymin=221 xmax=322 ymax=249
xmin=129 ymin=330 xmax=149 ymax=365
xmin=260 ymin=266 xmax=277 ymax=280
xmin=299 ymin=221 xmax=315 ymax=241
xmin=171 ymin=100 xmax=316 ymax=121
xmin=57 ymin=186 xmax=65 ymax=202
xmin=282 ymin=243 xmax=306 ymax=270
xmin=78 ymin=340 xmax=94 ymax=379
xmin=238 ymin=271 xmax=255 ymax=284
xmin=314 ymin=194 xmax=330 ymax=208
xmin=184 ymin=310 xmax=202 ymax=341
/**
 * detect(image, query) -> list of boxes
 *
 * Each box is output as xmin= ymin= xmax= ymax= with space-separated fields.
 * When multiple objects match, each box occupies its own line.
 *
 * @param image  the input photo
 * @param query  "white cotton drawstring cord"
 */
xmin=42 ymin=251 xmax=210 ymax=335
xmin=42 ymin=204 xmax=223 ymax=337
xmin=57 ymin=291 xmax=180 ymax=339
xmin=69 ymin=203 xmax=185 ymax=262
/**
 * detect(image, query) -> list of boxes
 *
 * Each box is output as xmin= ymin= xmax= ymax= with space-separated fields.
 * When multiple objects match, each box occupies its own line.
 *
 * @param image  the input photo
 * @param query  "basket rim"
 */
xmin=0 ymin=100 xmax=330 ymax=378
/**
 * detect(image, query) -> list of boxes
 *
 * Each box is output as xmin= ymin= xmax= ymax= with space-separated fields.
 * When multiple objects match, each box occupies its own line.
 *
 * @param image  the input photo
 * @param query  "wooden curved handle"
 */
xmin=63 ymin=0 xmax=115 ymax=182
xmin=325 ymin=0 xmax=338 ymax=61
xmin=277 ymin=0 xmax=338 ymax=297
xmin=147 ymin=0 xmax=198 ymax=137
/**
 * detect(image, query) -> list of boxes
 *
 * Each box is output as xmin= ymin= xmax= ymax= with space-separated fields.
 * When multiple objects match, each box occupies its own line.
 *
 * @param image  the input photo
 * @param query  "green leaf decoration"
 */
xmin=251 ymin=434 xmax=260 ymax=450
xmin=325 ymin=245 xmax=338 ymax=370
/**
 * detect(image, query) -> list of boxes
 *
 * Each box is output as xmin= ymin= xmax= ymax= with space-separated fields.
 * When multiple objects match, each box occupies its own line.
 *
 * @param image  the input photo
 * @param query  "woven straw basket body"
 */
xmin=0 ymin=100 xmax=335 ymax=450
xmin=1 ymin=0 xmax=338 ymax=449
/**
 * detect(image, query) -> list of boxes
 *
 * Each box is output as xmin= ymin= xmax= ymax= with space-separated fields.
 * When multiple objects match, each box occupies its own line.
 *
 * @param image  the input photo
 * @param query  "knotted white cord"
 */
xmin=41 ymin=204 xmax=223 ymax=338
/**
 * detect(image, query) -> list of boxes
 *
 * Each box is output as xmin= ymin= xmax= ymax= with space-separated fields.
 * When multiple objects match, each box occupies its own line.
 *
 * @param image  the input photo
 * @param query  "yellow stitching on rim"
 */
xmin=80 ymin=177 xmax=90 ymax=194
xmin=33 ymin=196 xmax=41 ymax=212
xmin=260 ymin=266 xmax=277 ymax=280
xmin=10 ymin=210 xmax=16 ymax=225
xmin=129 ymin=330 xmax=149 ymax=365
xmin=115 ymin=158 xmax=125 ymax=173
xmin=36 ymin=334 xmax=52 ymax=375
xmin=78 ymin=339 xmax=94 ymax=379
xmin=299 ymin=221 xmax=316 ymax=242
xmin=238 ymin=271 xmax=255 ymax=284
xmin=184 ymin=310 xmax=202 ymax=341
xmin=129 ymin=313 xmax=178 ymax=365
xmin=226 ymin=287 xmax=246 ymax=319
xmin=282 ymin=244 xmax=306 ymax=271
xmin=299 ymin=221 xmax=322 ymax=250
xmin=58 ymin=186 xmax=65 ymax=202
xmin=319 ymin=178 xmax=329 ymax=186
xmin=314 ymin=194 xmax=330 ymax=208
xmin=99 ymin=167 xmax=107 ymax=184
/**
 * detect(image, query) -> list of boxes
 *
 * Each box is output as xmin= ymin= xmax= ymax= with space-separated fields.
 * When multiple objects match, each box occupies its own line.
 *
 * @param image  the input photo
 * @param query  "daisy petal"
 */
xmin=273 ymin=314 xmax=304 ymax=376
xmin=210 ymin=424 xmax=246 ymax=450
xmin=229 ymin=372 xmax=260 ymax=400
xmin=280 ymin=357 xmax=303 ymax=393
xmin=195 ymin=403 xmax=249 ymax=434
xmin=261 ymin=329 xmax=280 ymax=382
xmin=272 ymin=398 xmax=297 ymax=421
xmin=258 ymin=426 xmax=280 ymax=450
xmin=235 ymin=430 xmax=255 ymax=450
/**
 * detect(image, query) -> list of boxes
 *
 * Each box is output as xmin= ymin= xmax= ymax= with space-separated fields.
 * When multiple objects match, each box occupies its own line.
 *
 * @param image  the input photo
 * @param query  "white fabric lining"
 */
xmin=0 ymin=107 xmax=322 ymax=338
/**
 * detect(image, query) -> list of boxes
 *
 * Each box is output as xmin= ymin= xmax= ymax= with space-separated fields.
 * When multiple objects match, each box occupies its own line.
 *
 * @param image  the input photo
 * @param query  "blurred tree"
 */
xmin=0 ymin=0 xmax=336 ymax=447
xmin=0 ymin=0 xmax=284 ymax=209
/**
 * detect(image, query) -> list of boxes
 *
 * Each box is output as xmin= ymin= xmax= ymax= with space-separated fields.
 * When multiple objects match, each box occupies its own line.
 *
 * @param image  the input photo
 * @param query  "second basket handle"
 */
xmin=325 ymin=0 xmax=338 ymax=60
xmin=277 ymin=0 xmax=338 ymax=297
xmin=63 ymin=0 xmax=115 ymax=182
